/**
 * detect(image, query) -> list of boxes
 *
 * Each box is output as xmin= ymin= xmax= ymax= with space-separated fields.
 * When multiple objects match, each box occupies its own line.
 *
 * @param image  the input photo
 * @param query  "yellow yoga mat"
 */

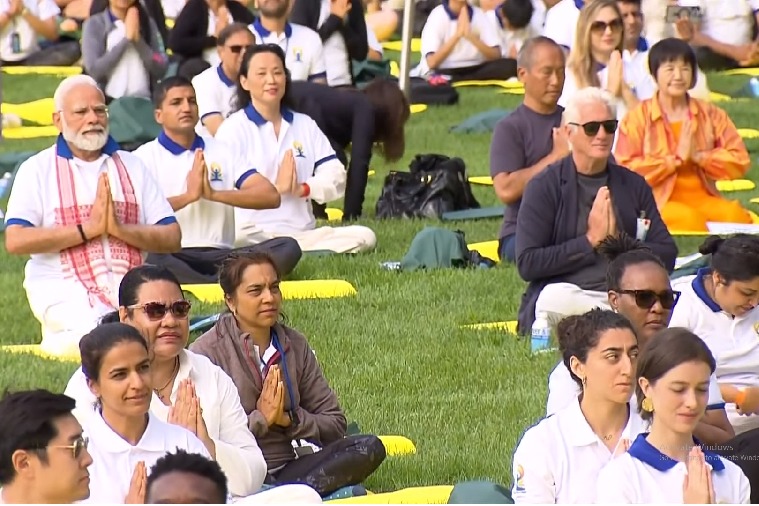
xmin=716 ymin=179 xmax=756 ymax=192
xmin=377 ymin=435 xmax=417 ymax=456
xmin=738 ymin=128 xmax=759 ymax=139
xmin=468 ymin=176 xmax=493 ymax=186
xmin=708 ymin=91 xmax=732 ymax=102
xmin=452 ymin=79 xmax=524 ymax=90
xmin=327 ymin=485 xmax=454 ymax=504
xmin=183 ymin=280 xmax=358 ymax=304
xmin=410 ymin=103 xmax=427 ymax=114
xmin=2 ymin=98 xmax=55 ymax=126
xmin=0 ymin=344 xmax=79 ymax=363
xmin=462 ymin=321 xmax=518 ymax=333
xmin=719 ymin=67 xmax=759 ymax=77
xmin=326 ymin=208 xmax=344 ymax=221
xmin=390 ymin=60 xmax=400 ymax=78
xmin=2 ymin=65 xmax=82 ymax=76
xmin=381 ymin=38 xmax=421 ymax=53
xmin=467 ymin=240 xmax=499 ymax=262
xmin=497 ymin=88 xmax=526 ymax=95
xmin=3 ymin=125 xmax=58 ymax=139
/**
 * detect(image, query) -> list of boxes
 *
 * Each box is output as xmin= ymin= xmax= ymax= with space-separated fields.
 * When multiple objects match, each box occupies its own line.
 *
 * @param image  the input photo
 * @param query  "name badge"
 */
xmin=636 ymin=217 xmax=651 ymax=241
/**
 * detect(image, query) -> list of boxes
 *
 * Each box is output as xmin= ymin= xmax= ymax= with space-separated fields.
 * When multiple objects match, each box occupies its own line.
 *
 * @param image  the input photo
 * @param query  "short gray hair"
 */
xmin=562 ymin=87 xmax=617 ymax=125
xmin=517 ymin=36 xmax=563 ymax=70
xmin=53 ymin=75 xmax=102 ymax=111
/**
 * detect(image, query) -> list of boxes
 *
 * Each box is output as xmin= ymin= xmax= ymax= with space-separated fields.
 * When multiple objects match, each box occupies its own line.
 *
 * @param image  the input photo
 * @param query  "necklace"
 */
xmin=154 ymin=357 xmax=179 ymax=402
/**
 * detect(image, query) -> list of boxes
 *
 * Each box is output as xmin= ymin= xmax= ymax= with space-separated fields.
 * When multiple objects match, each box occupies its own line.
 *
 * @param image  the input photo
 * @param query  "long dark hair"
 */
xmin=363 ymin=78 xmax=410 ymax=162
xmin=233 ymin=44 xmax=295 ymax=112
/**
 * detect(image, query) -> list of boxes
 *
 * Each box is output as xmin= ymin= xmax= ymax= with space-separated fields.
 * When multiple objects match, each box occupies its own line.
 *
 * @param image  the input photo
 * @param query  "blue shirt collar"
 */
xmin=442 ymin=0 xmax=474 ymax=21
xmin=692 ymin=268 xmax=722 ymax=313
xmin=637 ymin=36 xmax=649 ymax=52
xmin=216 ymin=64 xmax=235 ymax=87
xmin=157 ymin=131 xmax=205 ymax=155
xmin=573 ymin=0 xmax=584 ymax=9
xmin=252 ymin=18 xmax=293 ymax=38
xmin=494 ymin=3 xmax=504 ymax=28
xmin=55 ymin=134 xmax=120 ymax=160
xmin=243 ymin=103 xmax=294 ymax=126
xmin=628 ymin=433 xmax=725 ymax=472
xmin=107 ymin=9 xmax=117 ymax=23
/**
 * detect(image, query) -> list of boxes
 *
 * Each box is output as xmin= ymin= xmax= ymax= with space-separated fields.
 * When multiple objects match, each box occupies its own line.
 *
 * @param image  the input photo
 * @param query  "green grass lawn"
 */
xmin=2 ymin=68 xmax=759 ymax=493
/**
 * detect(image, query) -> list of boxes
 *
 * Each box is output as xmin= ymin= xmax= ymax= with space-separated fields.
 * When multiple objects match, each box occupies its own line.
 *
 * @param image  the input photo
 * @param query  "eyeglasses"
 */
xmin=618 ymin=289 xmax=681 ymax=310
xmin=49 ymin=436 xmax=89 ymax=460
xmin=590 ymin=18 xmax=624 ymax=33
xmin=569 ymin=120 xmax=618 ymax=136
xmin=127 ymin=300 xmax=192 ymax=321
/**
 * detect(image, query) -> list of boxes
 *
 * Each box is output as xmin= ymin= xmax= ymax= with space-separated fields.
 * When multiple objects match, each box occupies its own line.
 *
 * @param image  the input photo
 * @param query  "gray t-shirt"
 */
xmin=561 ymin=171 xmax=609 ymax=291
xmin=489 ymin=104 xmax=564 ymax=240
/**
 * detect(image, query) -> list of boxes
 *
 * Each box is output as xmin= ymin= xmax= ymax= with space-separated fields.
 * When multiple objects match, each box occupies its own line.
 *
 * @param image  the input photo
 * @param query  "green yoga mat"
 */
xmin=441 ymin=206 xmax=505 ymax=221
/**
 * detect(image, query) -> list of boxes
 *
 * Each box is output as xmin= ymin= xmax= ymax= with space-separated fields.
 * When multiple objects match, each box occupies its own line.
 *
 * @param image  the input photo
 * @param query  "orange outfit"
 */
xmin=615 ymin=93 xmax=751 ymax=232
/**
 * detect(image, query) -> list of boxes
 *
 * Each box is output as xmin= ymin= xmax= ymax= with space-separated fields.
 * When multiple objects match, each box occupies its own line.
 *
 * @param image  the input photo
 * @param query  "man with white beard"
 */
xmin=3 ymin=75 xmax=181 ymax=358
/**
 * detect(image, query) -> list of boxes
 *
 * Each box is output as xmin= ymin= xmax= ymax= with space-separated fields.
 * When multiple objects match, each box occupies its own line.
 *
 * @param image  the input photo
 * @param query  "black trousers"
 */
xmin=3 ymin=40 xmax=81 ymax=66
xmin=710 ymin=428 xmax=759 ymax=503
xmin=270 ymin=435 xmax=387 ymax=496
xmin=438 ymin=58 xmax=517 ymax=82
xmin=146 ymin=238 xmax=302 ymax=284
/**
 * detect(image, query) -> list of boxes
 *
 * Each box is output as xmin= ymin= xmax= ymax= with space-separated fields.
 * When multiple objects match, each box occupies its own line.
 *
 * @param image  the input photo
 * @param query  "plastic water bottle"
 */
xmin=531 ymin=312 xmax=551 ymax=353
xmin=0 ymin=172 xmax=11 ymax=199
xmin=750 ymin=77 xmax=759 ymax=98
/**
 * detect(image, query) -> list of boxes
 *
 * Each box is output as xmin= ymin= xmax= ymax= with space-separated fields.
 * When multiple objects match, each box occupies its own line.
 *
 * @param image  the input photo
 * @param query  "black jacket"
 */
xmin=514 ymin=155 xmax=678 ymax=334
xmin=168 ymin=0 xmax=255 ymax=60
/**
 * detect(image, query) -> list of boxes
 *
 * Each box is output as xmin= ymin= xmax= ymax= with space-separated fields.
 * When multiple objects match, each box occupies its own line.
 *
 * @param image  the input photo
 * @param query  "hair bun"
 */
xmin=597 ymin=234 xmax=647 ymax=262
xmin=698 ymin=235 xmax=725 ymax=256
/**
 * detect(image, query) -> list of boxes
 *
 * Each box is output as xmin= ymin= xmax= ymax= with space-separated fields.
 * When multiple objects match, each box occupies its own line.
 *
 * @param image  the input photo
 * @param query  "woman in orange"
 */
xmin=615 ymin=38 xmax=751 ymax=232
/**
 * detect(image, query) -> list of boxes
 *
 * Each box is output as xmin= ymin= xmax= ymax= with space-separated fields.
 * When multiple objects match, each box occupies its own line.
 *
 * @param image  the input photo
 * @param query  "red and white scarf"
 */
xmin=54 ymin=151 xmax=143 ymax=309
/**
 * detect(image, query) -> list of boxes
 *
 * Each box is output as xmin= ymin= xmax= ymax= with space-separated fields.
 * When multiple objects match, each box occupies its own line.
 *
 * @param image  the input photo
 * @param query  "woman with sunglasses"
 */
xmin=559 ymin=0 xmax=655 ymax=127
xmin=546 ymin=235 xmax=734 ymax=446
xmin=615 ymin=38 xmax=751 ymax=233
xmin=77 ymin=322 xmax=213 ymax=503
xmin=596 ymin=327 xmax=750 ymax=504
xmin=190 ymin=252 xmax=387 ymax=498
xmin=512 ymin=308 xmax=646 ymax=503
xmin=64 ymin=264 xmax=322 ymax=503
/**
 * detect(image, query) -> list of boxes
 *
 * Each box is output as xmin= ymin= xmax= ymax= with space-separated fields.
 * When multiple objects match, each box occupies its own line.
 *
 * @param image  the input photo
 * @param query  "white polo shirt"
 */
xmin=203 ymin=8 xmax=224 ymax=66
xmin=65 ymin=349 xmax=267 ymax=499
xmin=0 ymin=0 xmax=59 ymax=61
xmin=4 ymin=135 xmax=176 ymax=321
xmin=547 ymin=361 xmax=726 ymax=416
xmin=678 ymin=0 xmax=753 ymax=48
xmin=103 ymin=11 xmax=151 ymax=99
xmin=541 ymin=0 xmax=581 ymax=50
xmin=249 ymin=19 xmax=327 ymax=82
xmin=216 ymin=105 xmax=346 ymax=236
xmin=420 ymin=2 xmax=501 ymax=74
xmin=596 ymin=433 xmax=750 ymax=503
xmin=486 ymin=9 xmax=535 ymax=58
xmin=511 ymin=398 xmax=648 ymax=503
xmin=192 ymin=64 xmax=238 ymax=137
xmin=133 ymin=132 xmax=254 ymax=249
xmin=82 ymin=410 xmax=211 ymax=503
xmin=317 ymin=0 xmax=352 ymax=86
xmin=669 ymin=268 xmax=759 ymax=435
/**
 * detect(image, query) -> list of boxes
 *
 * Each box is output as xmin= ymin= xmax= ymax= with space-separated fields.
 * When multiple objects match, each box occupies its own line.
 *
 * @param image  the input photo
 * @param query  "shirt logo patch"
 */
xmin=293 ymin=141 xmax=306 ymax=158
xmin=209 ymin=163 xmax=223 ymax=182
xmin=293 ymin=47 xmax=303 ymax=62
xmin=515 ymin=464 xmax=525 ymax=493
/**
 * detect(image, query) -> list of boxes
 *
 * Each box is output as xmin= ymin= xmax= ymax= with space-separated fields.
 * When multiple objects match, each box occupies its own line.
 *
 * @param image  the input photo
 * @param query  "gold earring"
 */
xmin=581 ymin=376 xmax=587 ymax=388
xmin=641 ymin=397 xmax=654 ymax=413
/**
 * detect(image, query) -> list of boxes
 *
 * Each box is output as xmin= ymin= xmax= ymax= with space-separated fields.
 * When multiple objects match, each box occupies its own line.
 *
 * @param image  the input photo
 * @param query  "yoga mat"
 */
xmin=0 ymin=344 xmax=79 ymax=363
xmin=468 ymin=175 xmax=493 ymax=186
xmin=467 ymin=240 xmax=499 ymax=261
xmin=183 ymin=280 xmax=358 ymax=304
xmin=461 ymin=320 xmax=518 ymax=334
xmin=390 ymin=60 xmax=400 ymax=78
xmin=381 ymin=38 xmax=421 ymax=53
xmin=708 ymin=91 xmax=733 ymax=102
xmin=3 ymin=125 xmax=58 ymax=139
xmin=716 ymin=179 xmax=756 ymax=192
xmin=2 ymin=98 xmax=55 ymax=126
xmin=497 ymin=88 xmax=526 ymax=95
xmin=326 ymin=485 xmax=454 ymax=504
xmin=2 ymin=65 xmax=82 ymax=76
xmin=718 ymin=67 xmax=759 ymax=77
xmin=442 ymin=206 xmax=504 ymax=221
xmin=378 ymin=435 xmax=417 ymax=456
xmin=326 ymin=208 xmax=344 ymax=221
xmin=410 ymin=103 xmax=427 ymax=114
xmin=738 ymin=128 xmax=759 ymax=139
xmin=452 ymin=79 xmax=524 ymax=90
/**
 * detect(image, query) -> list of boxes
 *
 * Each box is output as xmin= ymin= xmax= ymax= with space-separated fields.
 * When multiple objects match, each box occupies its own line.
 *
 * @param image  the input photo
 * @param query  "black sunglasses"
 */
xmin=618 ymin=290 xmax=681 ymax=310
xmin=128 ymin=300 xmax=192 ymax=321
xmin=227 ymin=44 xmax=245 ymax=54
xmin=590 ymin=18 xmax=624 ymax=33
xmin=569 ymin=119 xmax=618 ymax=136
xmin=49 ymin=436 xmax=89 ymax=459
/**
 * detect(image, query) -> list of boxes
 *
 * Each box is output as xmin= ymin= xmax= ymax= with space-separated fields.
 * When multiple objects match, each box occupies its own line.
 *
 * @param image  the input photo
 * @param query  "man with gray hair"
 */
xmin=514 ymin=86 xmax=677 ymax=334
xmin=489 ymin=36 xmax=568 ymax=263
xmin=3 ymin=75 xmax=181 ymax=358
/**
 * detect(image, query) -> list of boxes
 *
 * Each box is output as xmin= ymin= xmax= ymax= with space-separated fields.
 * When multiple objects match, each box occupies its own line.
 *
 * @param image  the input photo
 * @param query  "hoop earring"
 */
xmin=641 ymin=397 xmax=654 ymax=413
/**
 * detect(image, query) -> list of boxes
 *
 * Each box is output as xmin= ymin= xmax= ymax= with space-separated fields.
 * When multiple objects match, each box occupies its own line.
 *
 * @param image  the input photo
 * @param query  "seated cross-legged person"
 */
xmin=490 ymin=36 xmax=568 ymax=263
xmin=192 ymin=23 xmax=255 ymax=137
xmin=3 ymin=75 xmax=181 ymax=358
xmin=0 ymin=390 xmax=94 ymax=505
xmin=133 ymin=77 xmax=302 ymax=284
xmin=81 ymin=0 xmax=168 ymax=101
xmin=511 ymin=309 xmax=648 ymax=503
xmin=219 ymin=44 xmax=376 ymax=254
xmin=487 ymin=0 xmax=535 ymax=59
xmin=615 ymin=38 xmax=752 ymax=233
xmin=190 ymin=253 xmax=387 ymax=497
xmin=417 ymin=0 xmax=516 ymax=81
xmin=514 ymin=86 xmax=677 ymax=335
